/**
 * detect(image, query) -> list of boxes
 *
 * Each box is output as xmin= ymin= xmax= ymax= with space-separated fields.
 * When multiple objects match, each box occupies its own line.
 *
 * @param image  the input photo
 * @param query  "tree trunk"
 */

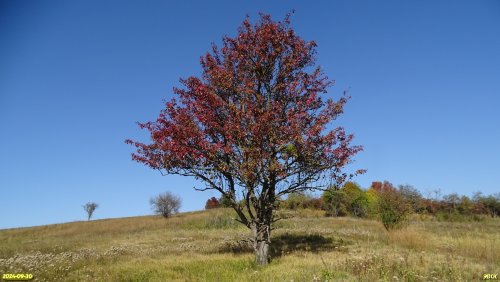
xmin=252 ymin=223 xmax=271 ymax=265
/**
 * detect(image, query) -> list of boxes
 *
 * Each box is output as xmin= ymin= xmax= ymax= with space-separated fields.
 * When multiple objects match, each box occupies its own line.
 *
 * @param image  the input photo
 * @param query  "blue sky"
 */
xmin=1 ymin=0 xmax=499 ymax=229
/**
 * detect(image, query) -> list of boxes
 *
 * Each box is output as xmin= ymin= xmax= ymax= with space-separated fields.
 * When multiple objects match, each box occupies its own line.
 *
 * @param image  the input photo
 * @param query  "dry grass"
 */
xmin=1 ymin=208 xmax=498 ymax=281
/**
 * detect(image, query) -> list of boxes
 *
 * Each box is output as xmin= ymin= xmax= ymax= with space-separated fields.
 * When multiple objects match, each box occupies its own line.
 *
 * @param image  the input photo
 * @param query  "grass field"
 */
xmin=1 ymin=208 xmax=498 ymax=281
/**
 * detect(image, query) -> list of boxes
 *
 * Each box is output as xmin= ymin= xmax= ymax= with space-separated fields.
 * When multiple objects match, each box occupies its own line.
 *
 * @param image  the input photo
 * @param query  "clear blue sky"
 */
xmin=1 ymin=0 xmax=499 ymax=229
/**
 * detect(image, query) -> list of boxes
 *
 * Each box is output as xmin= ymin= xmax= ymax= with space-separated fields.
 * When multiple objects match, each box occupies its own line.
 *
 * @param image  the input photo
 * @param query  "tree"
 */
xmin=150 ymin=191 xmax=181 ymax=218
xmin=323 ymin=182 xmax=368 ymax=217
xmin=457 ymin=195 xmax=474 ymax=215
xmin=443 ymin=193 xmax=460 ymax=210
xmin=83 ymin=202 xmax=98 ymax=221
xmin=398 ymin=184 xmax=425 ymax=213
xmin=323 ymin=189 xmax=348 ymax=217
xmin=342 ymin=182 xmax=368 ymax=217
xmin=126 ymin=13 xmax=363 ymax=265
xmin=205 ymin=197 xmax=221 ymax=209
xmin=282 ymin=192 xmax=309 ymax=210
xmin=219 ymin=194 xmax=232 ymax=208
xmin=364 ymin=188 xmax=380 ymax=218
xmin=377 ymin=188 xmax=411 ymax=230
xmin=473 ymin=192 xmax=500 ymax=218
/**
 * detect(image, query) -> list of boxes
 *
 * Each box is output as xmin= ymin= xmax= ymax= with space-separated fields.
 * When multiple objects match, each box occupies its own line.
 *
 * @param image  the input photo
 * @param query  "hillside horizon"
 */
xmin=1 ymin=208 xmax=498 ymax=281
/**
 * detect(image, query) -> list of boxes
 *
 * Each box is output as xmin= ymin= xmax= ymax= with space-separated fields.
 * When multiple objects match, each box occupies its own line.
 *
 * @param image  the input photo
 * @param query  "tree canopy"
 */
xmin=126 ymin=13 xmax=363 ymax=265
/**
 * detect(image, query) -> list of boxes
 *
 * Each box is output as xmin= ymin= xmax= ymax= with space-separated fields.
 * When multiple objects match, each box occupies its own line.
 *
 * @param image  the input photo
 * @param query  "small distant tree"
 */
xmin=150 ymin=192 xmax=181 ymax=218
xmin=205 ymin=197 xmax=220 ymax=209
xmin=83 ymin=202 xmax=98 ymax=221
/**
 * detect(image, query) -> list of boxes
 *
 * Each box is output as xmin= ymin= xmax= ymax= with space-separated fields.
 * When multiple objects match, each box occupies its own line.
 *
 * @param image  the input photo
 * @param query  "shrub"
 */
xmin=322 ymin=189 xmax=348 ymax=217
xmin=377 ymin=189 xmax=411 ymax=230
xmin=435 ymin=211 xmax=485 ymax=222
xmin=398 ymin=184 xmax=425 ymax=213
xmin=219 ymin=194 xmax=232 ymax=208
xmin=282 ymin=192 xmax=310 ymax=210
xmin=365 ymin=188 xmax=380 ymax=218
xmin=342 ymin=182 xmax=369 ymax=217
xmin=307 ymin=197 xmax=325 ymax=210
xmin=205 ymin=197 xmax=220 ymax=209
xmin=323 ymin=182 xmax=370 ymax=217
xmin=476 ymin=193 xmax=500 ymax=217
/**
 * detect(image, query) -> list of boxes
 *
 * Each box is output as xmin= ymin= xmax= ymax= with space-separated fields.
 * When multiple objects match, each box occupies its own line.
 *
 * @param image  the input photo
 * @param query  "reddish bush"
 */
xmin=205 ymin=197 xmax=220 ymax=209
xmin=371 ymin=181 xmax=396 ymax=193
xmin=306 ymin=198 xmax=325 ymax=210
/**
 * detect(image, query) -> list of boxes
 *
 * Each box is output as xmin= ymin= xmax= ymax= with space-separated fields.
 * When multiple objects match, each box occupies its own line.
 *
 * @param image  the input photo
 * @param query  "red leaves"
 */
xmin=127 ymin=13 xmax=363 ymax=192
xmin=205 ymin=197 xmax=220 ymax=209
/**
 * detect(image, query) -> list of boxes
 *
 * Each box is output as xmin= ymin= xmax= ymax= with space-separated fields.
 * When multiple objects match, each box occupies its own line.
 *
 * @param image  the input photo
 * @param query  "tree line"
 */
xmin=205 ymin=181 xmax=500 ymax=229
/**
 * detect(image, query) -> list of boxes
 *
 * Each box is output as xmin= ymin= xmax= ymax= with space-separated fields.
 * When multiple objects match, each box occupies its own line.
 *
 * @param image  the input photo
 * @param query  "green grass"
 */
xmin=1 ymin=208 xmax=498 ymax=281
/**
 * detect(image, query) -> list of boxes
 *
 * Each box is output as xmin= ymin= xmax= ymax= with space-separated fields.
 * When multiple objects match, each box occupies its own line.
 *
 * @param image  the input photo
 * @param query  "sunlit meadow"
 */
xmin=1 ymin=208 xmax=498 ymax=281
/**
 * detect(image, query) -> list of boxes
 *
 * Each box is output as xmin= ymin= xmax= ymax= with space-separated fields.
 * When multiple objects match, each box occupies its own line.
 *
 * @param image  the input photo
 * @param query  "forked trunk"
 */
xmin=252 ymin=223 xmax=271 ymax=265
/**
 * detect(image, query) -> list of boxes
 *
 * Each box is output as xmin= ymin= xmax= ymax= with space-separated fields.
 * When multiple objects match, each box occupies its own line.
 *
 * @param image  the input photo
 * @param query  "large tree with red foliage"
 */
xmin=126 ymin=13 xmax=363 ymax=265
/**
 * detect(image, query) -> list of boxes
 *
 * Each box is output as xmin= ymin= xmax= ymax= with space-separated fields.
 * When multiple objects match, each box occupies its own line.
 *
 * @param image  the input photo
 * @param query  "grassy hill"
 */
xmin=1 ymin=209 xmax=499 ymax=281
